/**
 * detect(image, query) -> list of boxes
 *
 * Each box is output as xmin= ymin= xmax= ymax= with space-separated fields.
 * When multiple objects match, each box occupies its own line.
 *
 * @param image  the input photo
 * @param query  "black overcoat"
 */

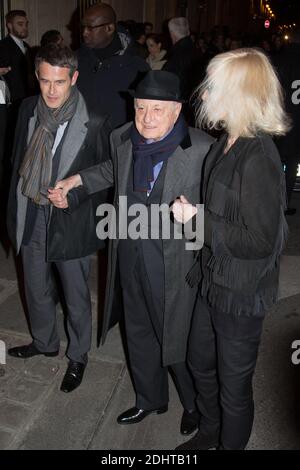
xmin=78 ymin=122 xmax=213 ymax=365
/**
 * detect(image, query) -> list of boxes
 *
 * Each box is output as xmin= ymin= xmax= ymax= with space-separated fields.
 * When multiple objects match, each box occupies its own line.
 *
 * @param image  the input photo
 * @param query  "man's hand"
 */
xmin=48 ymin=174 xmax=82 ymax=209
xmin=171 ymin=195 xmax=198 ymax=224
xmin=47 ymin=188 xmax=68 ymax=209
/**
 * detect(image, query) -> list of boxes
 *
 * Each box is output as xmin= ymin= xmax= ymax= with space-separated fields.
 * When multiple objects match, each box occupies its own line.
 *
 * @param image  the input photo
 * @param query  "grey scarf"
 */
xmin=19 ymin=86 xmax=79 ymax=205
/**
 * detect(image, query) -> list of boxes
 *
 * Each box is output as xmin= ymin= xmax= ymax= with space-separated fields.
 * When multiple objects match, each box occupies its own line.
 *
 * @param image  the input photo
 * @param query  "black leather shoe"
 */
xmin=8 ymin=343 xmax=59 ymax=359
xmin=176 ymin=430 xmax=219 ymax=450
xmin=117 ymin=405 xmax=168 ymax=425
xmin=180 ymin=409 xmax=200 ymax=435
xmin=60 ymin=361 xmax=86 ymax=393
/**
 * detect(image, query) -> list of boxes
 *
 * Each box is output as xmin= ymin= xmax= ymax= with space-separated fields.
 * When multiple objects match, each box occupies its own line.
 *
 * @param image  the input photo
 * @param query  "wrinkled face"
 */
xmin=146 ymin=39 xmax=161 ymax=57
xmin=135 ymin=99 xmax=182 ymax=141
xmin=81 ymin=11 xmax=114 ymax=49
xmin=36 ymin=62 xmax=78 ymax=109
xmin=7 ymin=15 xmax=28 ymax=39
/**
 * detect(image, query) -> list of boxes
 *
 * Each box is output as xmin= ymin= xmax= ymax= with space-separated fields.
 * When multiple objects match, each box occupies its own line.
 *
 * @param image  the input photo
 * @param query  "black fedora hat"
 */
xmin=129 ymin=70 xmax=184 ymax=102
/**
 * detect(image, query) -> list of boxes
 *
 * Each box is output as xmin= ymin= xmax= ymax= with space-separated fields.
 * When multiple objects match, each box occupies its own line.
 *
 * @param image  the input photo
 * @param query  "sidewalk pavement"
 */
xmin=0 ymin=193 xmax=300 ymax=450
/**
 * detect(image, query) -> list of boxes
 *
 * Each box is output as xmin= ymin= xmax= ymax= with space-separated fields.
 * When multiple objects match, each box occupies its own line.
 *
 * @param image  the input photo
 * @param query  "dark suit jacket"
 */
xmin=7 ymin=93 xmax=111 ymax=261
xmin=0 ymin=35 xmax=32 ymax=102
xmin=78 ymin=121 xmax=213 ymax=365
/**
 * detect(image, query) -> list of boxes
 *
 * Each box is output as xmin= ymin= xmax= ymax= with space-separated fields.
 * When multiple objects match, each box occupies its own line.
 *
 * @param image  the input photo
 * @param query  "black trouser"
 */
xmin=121 ymin=256 xmax=196 ymax=411
xmin=188 ymin=295 xmax=264 ymax=450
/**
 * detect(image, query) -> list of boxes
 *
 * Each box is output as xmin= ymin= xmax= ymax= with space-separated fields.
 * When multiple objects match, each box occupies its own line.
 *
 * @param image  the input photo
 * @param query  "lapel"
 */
xmin=27 ymin=108 xmax=37 ymax=146
xmin=57 ymin=93 xmax=88 ymax=180
xmin=116 ymin=139 xmax=133 ymax=196
xmin=116 ymin=124 xmax=134 ymax=196
xmin=161 ymin=141 xmax=192 ymax=204
xmin=7 ymin=35 xmax=25 ymax=58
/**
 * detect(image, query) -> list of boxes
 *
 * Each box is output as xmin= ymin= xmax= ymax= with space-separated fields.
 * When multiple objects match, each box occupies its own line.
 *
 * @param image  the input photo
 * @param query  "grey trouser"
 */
xmin=21 ymin=208 xmax=92 ymax=364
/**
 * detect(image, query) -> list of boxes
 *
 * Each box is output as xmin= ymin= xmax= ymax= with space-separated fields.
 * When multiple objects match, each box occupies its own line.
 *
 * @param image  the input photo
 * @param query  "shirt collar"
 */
xmin=10 ymin=34 xmax=26 ymax=53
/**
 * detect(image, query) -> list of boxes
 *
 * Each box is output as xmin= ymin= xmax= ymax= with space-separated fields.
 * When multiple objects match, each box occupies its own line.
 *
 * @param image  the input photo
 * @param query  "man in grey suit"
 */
xmin=49 ymin=71 xmax=213 ymax=433
xmin=7 ymin=45 xmax=111 ymax=393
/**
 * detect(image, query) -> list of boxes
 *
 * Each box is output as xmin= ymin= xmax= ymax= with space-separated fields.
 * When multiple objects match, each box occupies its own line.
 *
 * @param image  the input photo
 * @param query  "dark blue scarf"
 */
xmin=130 ymin=114 xmax=188 ymax=192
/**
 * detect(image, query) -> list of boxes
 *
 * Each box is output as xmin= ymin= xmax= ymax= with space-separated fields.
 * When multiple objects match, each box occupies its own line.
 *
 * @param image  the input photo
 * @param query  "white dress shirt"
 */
xmin=10 ymin=34 xmax=26 ymax=54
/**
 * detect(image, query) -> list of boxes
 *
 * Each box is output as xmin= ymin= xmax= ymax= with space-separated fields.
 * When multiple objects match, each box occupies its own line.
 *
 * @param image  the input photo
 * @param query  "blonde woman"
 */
xmin=172 ymin=48 xmax=290 ymax=450
xmin=146 ymin=34 xmax=167 ymax=70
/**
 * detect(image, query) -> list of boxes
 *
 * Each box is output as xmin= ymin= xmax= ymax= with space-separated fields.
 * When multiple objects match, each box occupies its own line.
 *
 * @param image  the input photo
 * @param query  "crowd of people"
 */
xmin=0 ymin=3 xmax=298 ymax=450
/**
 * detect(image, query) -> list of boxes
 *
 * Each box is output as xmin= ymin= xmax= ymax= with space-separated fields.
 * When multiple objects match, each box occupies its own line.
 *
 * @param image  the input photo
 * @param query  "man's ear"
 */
xmin=176 ymin=102 xmax=182 ymax=118
xmin=106 ymin=23 xmax=116 ymax=36
xmin=71 ymin=70 xmax=79 ymax=86
xmin=6 ymin=22 xmax=12 ymax=34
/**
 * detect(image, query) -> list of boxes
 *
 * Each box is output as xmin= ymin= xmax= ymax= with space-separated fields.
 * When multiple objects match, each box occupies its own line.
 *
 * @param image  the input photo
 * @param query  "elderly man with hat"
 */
xmin=48 ymin=71 xmax=213 ymax=434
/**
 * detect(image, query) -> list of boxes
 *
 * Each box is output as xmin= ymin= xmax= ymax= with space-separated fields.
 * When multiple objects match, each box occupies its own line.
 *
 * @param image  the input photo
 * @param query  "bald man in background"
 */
xmin=77 ymin=3 xmax=149 ymax=129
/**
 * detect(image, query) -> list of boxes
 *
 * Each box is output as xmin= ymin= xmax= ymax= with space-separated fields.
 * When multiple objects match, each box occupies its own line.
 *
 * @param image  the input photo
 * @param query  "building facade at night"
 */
xmin=0 ymin=0 xmax=281 ymax=45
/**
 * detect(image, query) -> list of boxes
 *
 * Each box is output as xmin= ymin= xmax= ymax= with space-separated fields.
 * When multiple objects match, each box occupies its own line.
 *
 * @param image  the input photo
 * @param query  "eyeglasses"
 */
xmin=80 ymin=22 xmax=111 ymax=32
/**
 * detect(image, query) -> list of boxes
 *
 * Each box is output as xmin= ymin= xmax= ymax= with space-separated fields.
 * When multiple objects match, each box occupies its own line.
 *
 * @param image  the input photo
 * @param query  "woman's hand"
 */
xmin=171 ymin=195 xmax=198 ymax=224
